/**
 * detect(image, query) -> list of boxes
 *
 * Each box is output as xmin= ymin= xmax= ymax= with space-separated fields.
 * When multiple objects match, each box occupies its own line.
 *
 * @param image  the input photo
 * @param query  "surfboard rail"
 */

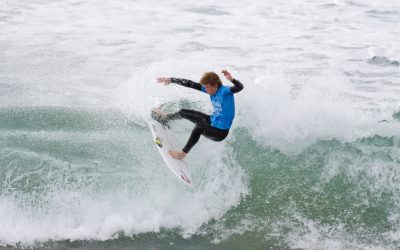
xmin=146 ymin=112 xmax=192 ymax=187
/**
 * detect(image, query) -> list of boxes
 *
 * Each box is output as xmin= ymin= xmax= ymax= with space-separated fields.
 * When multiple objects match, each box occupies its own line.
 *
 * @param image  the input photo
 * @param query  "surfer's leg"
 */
xmin=203 ymin=126 xmax=229 ymax=142
xmin=179 ymin=110 xmax=229 ymax=142
xmin=182 ymin=124 xmax=203 ymax=153
xmin=181 ymin=124 xmax=229 ymax=153
xmin=166 ymin=109 xmax=228 ymax=154
xmin=165 ymin=109 xmax=209 ymax=125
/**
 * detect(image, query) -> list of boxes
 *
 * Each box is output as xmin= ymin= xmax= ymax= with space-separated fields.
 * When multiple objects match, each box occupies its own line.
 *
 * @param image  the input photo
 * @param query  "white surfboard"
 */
xmin=146 ymin=112 xmax=192 ymax=187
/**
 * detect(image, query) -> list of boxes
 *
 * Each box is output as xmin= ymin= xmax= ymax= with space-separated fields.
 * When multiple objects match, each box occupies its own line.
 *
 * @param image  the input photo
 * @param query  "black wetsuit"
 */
xmin=164 ymin=78 xmax=244 ymax=153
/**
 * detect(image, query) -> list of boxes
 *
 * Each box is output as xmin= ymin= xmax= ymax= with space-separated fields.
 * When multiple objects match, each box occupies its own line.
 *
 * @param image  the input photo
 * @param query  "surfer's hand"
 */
xmin=222 ymin=70 xmax=233 ymax=81
xmin=157 ymin=77 xmax=171 ymax=85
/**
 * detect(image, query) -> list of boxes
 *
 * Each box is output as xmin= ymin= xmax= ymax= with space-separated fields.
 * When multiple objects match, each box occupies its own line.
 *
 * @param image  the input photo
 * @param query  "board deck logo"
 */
xmin=181 ymin=174 xmax=191 ymax=184
xmin=155 ymin=137 xmax=163 ymax=147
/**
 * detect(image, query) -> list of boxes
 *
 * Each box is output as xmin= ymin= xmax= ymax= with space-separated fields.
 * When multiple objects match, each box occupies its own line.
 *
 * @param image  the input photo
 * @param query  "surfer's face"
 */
xmin=205 ymin=84 xmax=218 ymax=95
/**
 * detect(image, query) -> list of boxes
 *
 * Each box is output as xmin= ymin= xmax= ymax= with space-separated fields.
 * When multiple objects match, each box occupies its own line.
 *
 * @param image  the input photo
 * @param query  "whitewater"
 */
xmin=1 ymin=0 xmax=400 ymax=249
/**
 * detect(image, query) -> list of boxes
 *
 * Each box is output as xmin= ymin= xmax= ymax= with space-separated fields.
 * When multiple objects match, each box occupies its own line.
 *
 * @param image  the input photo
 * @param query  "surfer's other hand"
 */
xmin=221 ymin=70 xmax=233 ymax=81
xmin=157 ymin=77 xmax=171 ymax=85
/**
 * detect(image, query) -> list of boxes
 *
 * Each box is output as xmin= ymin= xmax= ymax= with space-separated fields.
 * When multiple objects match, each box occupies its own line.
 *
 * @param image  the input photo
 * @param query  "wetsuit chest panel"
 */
xmin=209 ymin=86 xmax=235 ymax=129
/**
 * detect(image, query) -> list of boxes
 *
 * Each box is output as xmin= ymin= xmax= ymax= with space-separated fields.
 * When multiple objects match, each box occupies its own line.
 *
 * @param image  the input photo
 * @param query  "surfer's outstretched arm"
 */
xmin=171 ymin=78 xmax=203 ymax=91
xmin=157 ymin=77 xmax=203 ymax=91
xmin=230 ymin=79 xmax=244 ymax=93
xmin=222 ymin=70 xmax=244 ymax=94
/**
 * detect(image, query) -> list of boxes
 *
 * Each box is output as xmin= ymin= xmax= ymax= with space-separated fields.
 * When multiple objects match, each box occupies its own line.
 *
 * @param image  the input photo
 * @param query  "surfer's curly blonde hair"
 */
xmin=200 ymin=72 xmax=222 ymax=87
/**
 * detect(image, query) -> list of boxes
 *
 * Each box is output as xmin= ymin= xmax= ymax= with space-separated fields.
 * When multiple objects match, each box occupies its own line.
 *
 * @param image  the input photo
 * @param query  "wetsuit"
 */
xmin=164 ymin=77 xmax=244 ymax=153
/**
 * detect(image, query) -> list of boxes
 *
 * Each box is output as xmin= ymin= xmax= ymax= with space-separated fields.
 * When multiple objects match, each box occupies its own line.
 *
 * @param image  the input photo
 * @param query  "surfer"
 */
xmin=154 ymin=70 xmax=244 ymax=160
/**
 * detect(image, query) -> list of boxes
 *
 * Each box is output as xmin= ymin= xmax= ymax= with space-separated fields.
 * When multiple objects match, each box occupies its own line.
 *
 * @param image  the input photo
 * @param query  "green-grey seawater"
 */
xmin=1 ymin=107 xmax=399 ymax=249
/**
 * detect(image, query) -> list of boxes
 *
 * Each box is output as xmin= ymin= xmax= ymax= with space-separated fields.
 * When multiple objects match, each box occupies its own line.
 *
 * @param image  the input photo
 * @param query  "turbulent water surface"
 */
xmin=1 ymin=0 xmax=400 ymax=249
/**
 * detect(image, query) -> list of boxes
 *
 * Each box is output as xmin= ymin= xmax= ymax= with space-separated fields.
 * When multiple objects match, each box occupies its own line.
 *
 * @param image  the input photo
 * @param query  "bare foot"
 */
xmin=169 ymin=150 xmax=187 ymax=160
xmin=152 ymin=108 xmax=167 ymax=119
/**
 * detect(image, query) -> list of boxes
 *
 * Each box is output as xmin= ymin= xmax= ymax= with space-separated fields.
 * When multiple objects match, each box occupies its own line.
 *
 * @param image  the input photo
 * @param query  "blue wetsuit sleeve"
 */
xmin=230 ymin=79 xmax=244 ymax=94
xmin=170 ymin=78 xmax=203 ymax=91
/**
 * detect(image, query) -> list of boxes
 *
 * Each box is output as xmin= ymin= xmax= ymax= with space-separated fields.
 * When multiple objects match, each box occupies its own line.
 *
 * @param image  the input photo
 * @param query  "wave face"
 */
xmin=1 ymin=107 xmax=400 ymax=249
xmin=0 ymin=107 xmax=247 ymax=245
xmin=1 ymin=0 xmax=400 ymax=249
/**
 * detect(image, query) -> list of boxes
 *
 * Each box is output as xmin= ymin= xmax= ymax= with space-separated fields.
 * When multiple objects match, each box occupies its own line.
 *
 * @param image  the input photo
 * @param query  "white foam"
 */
xmin=1 ymin=0 xmax=400 ymax=246
xmin=0 ymin=152 xmax=248 ymax=246
xmin=287 ymin=211 xmax=388 ymax=250
xmin=0 ymin=120 xmax=248 ymax=246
